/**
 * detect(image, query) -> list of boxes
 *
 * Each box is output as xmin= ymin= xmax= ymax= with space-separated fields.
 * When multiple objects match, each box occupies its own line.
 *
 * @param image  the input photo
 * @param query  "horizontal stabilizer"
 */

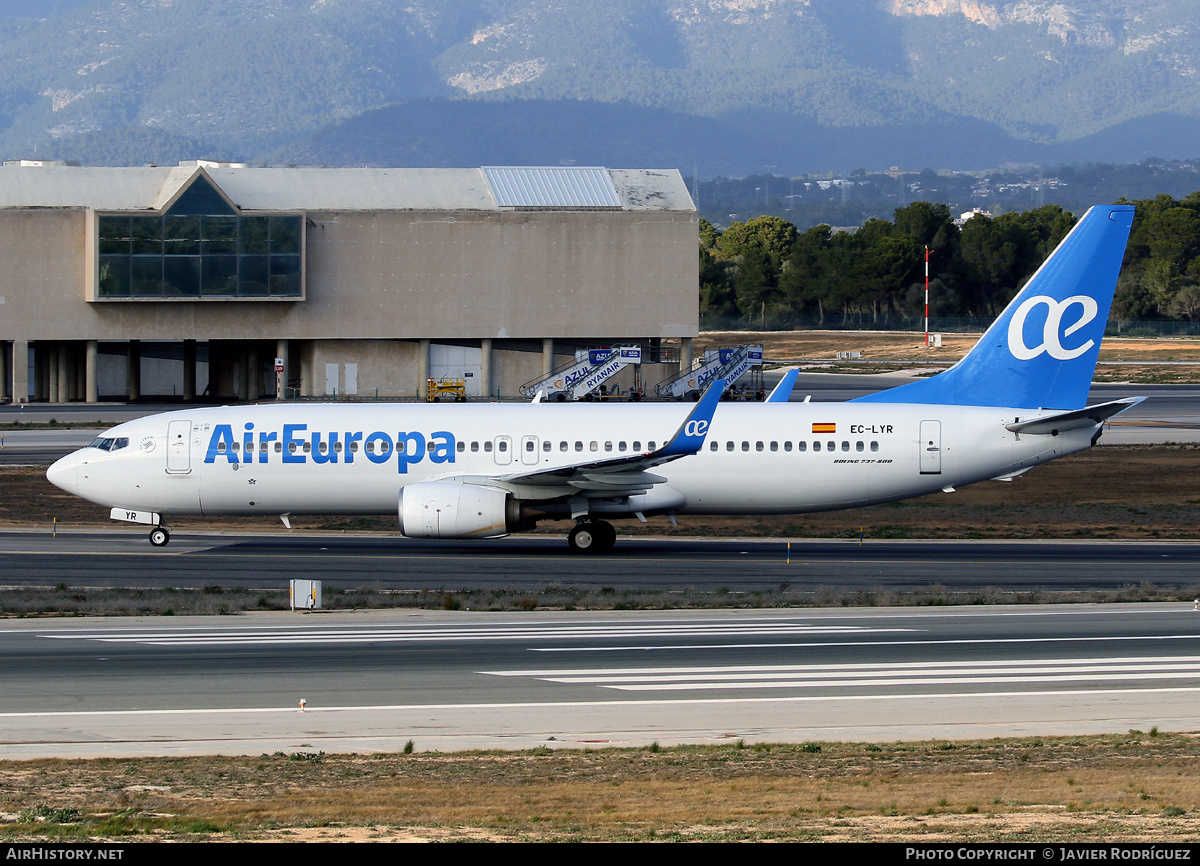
xmin=1005 ymin=397 xmax=1144 ymax=435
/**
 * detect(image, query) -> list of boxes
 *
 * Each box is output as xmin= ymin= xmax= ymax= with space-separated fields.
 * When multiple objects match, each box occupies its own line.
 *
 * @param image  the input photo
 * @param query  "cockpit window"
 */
xmin=88 ymin=437 xmax=128 ymax=452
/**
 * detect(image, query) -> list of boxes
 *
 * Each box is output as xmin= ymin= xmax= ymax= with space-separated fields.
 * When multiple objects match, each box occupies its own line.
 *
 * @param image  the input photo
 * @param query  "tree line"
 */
xmin=700 ymin=193 xmax=1200 ymax=327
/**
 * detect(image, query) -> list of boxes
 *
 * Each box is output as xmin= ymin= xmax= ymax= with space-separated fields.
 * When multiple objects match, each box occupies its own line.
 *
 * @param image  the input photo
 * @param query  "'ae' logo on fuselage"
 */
xmin=1006 ymin=294 xmax=1099 ymax=361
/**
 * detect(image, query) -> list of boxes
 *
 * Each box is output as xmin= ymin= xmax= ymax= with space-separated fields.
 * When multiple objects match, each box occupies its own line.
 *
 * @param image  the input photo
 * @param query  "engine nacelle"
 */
xmin=398 ymin=480 xmax=518 ymax=539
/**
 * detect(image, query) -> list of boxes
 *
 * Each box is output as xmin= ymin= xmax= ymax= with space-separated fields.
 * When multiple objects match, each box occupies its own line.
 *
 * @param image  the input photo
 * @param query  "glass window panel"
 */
xmin=98 ymin=255 xmax=131 ymax=296
xmin=130 ymin=257 xmax=162 ymax=295
xmin=201 ymin=216 xmax=238 ymax=254
xmin=99 ymin=216 xmax=131 ymax=255
xmin=163 ymin=216 xmax=200 ymax=256
xmin=239 ymin=255 xmax=268 ymax=296
xmin=269 ymin=216 xmax=301 ymax=254
xmin=130 ymin=216 xmax=162 ymax=255
xmin=201 ymin=255 xmax=238 ymax=296
xmin=268 ymin=255 xmax=301 ymax=296
xmin=240 ymin=217 xmax=269 ymax=254
xmin=163 ymin=256 xmax=200 ymax=296
xmin=169 ymin=176 xmax=235 ymax=215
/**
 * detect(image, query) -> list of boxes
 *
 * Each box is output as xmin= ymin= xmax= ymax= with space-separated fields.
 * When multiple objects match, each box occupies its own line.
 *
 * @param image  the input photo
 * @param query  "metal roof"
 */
xmin=483 ymin=166 xmax=622 ymax=208
xmin=0 ymin=164 xmax=693 ymax=213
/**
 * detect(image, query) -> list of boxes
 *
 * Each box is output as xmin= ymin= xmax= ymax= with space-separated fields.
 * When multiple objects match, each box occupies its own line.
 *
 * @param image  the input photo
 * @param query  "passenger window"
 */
xmin=783 ymin=441 xmax=792 ymax=452
xmin=755 ymin=441 xmax=764 ymax=452
xmin=871 ymin=441 xmax=879 ymax=452
xmin=633 ymin=441 xmax=642 ymax=451
xmin=543 ymin=440 xmax=551 ymax=452
xmin=770 ymin=441 xmax=778 ymax=451
xmin=590 ymin=441 xmax=598 ymax=452
xmin=525 ymin=440 xmax=534 ymax=452
xmin=470 ymin=441 xmax=479 ymax=452
xmin=484 ymin=441 xmax=493 ymax=453
xmin=726 ymin=441 xmax=734 ymax=451
xmin=856 ymin=441 xmax=864 ymax=452
xmin=648 ymin=441 xmax=656 ymax=450
xmin=231 ymin=442 xmax=240 ymax=452
xmin=274 ymin=442 xmax=283 ymax=452
xmin=498 ymin=441 xmax=508 ymax=453
xmin=318 ymin=442 xmax=328 ymax=454
xmin=604 ymin=441 xmax=613 ymax=452
xmin=348 ymin=442 xmax=357 ymax=453
xmin=457 ymin=441 xmax=466 ymax=452
xmin=575 ymin=441 xmax=583 ymax=452
xmin=797 ymin=441 xmax=806 ymax=452
xmin=302 ymin=442 xmax=311 ymax=454
xmin=813 ymin=441 xmax=821 ymax=452
xmin=619 ymin=441 xmax=627 ymax=451
xmin=827 ymin=440 xmax=835 ymax=451
xmin=560 ymin=441 xmax=568 ymax=452
xmin=841 ymin=441 xmax=849 ymax=452
xmin=710 ymin=442 xmax=718 ymax=451
xmin=288 ymin=442 xmax=297 ymax=454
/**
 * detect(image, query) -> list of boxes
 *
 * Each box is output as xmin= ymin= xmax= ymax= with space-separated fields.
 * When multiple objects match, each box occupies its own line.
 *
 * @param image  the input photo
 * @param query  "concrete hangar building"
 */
xmin=0 ymin=161 xmax=698 ymax=404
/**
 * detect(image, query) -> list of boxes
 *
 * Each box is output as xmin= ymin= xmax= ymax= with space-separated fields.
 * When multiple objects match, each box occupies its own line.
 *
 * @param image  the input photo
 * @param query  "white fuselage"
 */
xmin=48 ymin=401 xmax=1092 ymax=520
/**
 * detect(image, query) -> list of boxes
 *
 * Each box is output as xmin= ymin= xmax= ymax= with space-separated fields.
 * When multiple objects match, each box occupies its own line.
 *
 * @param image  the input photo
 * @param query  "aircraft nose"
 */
xmin=46 ymin=451 xmax=80 ymax=495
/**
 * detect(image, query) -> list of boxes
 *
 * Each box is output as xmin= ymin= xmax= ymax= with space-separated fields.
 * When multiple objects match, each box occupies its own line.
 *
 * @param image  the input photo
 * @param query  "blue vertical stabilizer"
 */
xmin=854 ymin=204 xmax=1134 ymax=410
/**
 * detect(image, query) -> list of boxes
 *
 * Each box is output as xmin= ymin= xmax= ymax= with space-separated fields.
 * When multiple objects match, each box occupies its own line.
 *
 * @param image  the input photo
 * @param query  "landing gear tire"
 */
xmin=568 ymin=520 xmax=616 ymax=554
xmin=149 ymin=527 xmax=170 ymax=547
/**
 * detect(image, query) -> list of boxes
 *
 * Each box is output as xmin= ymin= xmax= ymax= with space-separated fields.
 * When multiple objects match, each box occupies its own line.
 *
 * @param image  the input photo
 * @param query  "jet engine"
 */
xmin=398 ymin=480 xmax=523 ymax=539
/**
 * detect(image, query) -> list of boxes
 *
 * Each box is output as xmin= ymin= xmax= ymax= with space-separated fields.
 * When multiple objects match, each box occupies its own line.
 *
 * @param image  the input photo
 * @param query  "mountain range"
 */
xmin=3 ymin=0 xmax=1200 ymax=175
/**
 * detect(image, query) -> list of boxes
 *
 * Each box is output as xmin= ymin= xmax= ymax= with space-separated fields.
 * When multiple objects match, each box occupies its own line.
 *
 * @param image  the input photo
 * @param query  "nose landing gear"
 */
xmin=149 ymin=525 xmax=171 ymax=547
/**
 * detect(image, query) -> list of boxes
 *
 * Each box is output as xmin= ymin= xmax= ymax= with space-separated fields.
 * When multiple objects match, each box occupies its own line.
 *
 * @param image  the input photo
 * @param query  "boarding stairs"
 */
xmin=519 ymin=345 xmax=643 ymax=401
xmin=654 ymin=344 xmax=763 ymax=400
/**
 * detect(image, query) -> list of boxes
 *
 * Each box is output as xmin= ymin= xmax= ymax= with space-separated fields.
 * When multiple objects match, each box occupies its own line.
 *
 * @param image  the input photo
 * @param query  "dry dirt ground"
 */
xmin=698 ymin=330 xmax=1200 ymax=366
xmin=3 ymin=734 xmax=1200 ymax=842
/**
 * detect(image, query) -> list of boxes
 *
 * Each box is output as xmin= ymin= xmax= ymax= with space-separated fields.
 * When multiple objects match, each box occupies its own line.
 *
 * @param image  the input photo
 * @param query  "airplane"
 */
xmin=47 ymin=204 xmax=1141 ymax=554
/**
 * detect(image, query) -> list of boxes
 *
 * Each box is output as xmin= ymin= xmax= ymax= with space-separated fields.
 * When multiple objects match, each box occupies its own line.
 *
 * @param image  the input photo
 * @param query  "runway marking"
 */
xmin=532 ymin=633 xmax=1200 ymax=652
xmin=482 ymin=656 xmax=1200 ymax=694
xmin=5 ymin=686 xmax=1200 ymax=720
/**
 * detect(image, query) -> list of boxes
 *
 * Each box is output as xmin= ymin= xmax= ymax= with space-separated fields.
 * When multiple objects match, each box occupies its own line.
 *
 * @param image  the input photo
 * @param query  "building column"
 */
xmin=86 ymin=341 xmax=98 ymax=403
xmin=542 ymin=338 xmax=555 ymax=376
xmin=275 ymin=339 xmax=288 ymax=400
xmin=480 ymin=338 xmax=493 ymax=400
xmin=183 ymin=340 xmax=196 ymax=401
xmin=417 ymin=339 xmax=430 ymax=400
xmin=679 ymin=336 xmax=693 ymax=373
xmin=127 ymin=340 xmax=141 ymax=401
xmin=0 ymin=341 xmax=8 ymax=402
xmin=11 ymin=339 xmax=27 ymax=404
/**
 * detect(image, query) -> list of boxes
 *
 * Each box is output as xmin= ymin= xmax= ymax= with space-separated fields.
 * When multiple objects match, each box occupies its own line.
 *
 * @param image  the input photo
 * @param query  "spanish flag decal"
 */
xmin=812 ymin=422 xmax=836 ymax=433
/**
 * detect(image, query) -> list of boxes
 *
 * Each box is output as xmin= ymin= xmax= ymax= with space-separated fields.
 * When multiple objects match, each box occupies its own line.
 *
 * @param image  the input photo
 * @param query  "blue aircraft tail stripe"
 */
xmin=854 ymin=204 xmax=1134 ymax=410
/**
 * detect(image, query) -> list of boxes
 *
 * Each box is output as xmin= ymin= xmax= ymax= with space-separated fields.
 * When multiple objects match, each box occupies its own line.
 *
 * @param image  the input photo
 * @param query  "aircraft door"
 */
xmin=520 ymin=435 xmax=539 ymax=466
xmin=166 ymin=420 xmax=192 ymax=474
xmin=493 ymin=435 xmax=512 ymax=466
xmin=919 ymin=420 xmax=942 ymax=475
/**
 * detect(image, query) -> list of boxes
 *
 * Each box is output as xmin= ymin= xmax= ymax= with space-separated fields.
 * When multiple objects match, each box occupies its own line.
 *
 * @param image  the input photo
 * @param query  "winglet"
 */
xmin=655 ymin=378 xmax=725 ymax=458
xmin=766 ymin=369 xmax=798 ymax=403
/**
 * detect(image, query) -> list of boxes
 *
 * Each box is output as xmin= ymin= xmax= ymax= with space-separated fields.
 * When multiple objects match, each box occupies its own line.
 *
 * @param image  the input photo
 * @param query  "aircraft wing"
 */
xmin=1005 ymin=397 xmax=1145 ymax=435
xmin=492 ymin=379 xmax=725 ymax=494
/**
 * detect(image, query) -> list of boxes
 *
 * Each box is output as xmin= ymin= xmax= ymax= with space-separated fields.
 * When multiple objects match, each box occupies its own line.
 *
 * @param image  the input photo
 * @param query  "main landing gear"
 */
xmin=567 ymin=520 xmax=616 ymax=554
xmin=149 ymin=525 xmax=171 ymax=547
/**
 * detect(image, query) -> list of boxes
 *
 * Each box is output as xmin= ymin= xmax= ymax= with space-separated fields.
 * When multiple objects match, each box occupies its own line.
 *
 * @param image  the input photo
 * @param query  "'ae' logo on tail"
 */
xmin=1006 ymin=294 xmax=1099 ymax=361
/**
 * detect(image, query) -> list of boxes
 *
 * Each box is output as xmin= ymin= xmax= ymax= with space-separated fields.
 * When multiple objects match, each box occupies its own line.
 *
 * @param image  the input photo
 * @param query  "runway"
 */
xmin=2 ymin=604 xmax=1197 ymax=758
xmin=4 ymin=531 xmax=1200 ymax=591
